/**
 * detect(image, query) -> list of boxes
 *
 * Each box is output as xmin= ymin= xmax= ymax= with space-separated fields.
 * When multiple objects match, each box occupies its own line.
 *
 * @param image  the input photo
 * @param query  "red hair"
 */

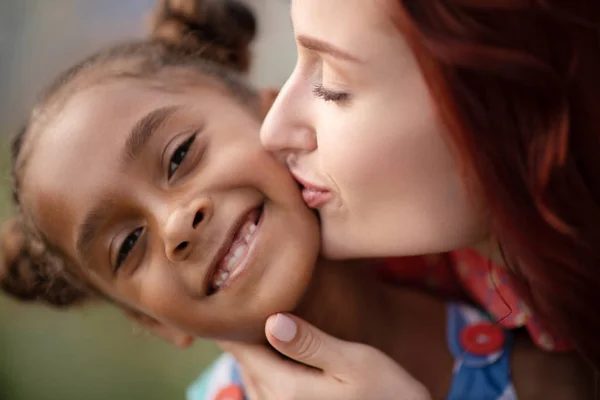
xmin=394 ymin=0 xmax=600 ymax=368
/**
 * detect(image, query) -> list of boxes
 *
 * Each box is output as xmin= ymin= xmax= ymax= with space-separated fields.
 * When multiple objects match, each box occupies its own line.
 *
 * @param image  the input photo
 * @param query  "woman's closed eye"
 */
xmin=168 ymin=133 xmax=197 ymax=179
xmin=115 ymin=227 xmax=143 ymax=271
xmin=312 ymin=83 xmax=350 ymax=104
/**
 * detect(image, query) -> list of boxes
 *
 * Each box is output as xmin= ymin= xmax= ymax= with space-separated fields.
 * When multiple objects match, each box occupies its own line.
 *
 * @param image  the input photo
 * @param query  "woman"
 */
xmin=225 ymin=0 xmax=600 ymax=398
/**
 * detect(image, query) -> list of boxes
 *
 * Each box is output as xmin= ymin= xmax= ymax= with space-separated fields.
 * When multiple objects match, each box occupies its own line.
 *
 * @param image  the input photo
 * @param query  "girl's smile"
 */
xmin=22 ymin=79 xmax=320 ymax=343
xmin=208 ymin=204 xmax=263 ymax=293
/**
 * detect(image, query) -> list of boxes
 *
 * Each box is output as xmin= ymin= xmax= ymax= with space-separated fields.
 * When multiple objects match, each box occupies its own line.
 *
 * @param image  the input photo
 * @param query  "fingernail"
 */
xmin=268 ymin=314 xmax=297 ymax=342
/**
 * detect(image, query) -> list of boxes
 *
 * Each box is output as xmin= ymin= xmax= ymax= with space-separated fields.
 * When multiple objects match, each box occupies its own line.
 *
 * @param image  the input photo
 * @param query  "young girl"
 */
xmin=240 ymin=0 xmax=600 ymax=397
xmin=0 ymin=1 xmax=592 ymax=399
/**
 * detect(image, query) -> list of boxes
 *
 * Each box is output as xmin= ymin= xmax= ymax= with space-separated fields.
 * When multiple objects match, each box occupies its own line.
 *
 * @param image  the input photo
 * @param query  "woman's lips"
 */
xmin=291 ymin=172 xmax=332 ymax=208
xmin=301 ymin=188 xmax=332 ymax=208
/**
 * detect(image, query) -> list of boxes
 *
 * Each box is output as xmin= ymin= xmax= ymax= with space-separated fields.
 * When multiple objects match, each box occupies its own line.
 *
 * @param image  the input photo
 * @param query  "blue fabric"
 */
xmin=446 ymin=303 xmax=517 ymax=400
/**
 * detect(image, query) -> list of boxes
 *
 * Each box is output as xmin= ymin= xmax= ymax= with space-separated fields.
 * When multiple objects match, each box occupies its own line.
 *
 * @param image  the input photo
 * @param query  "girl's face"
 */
xmin=261 ymin=0 xmax=488 ymax=259
xmin=23 ymin=79 xmax=320 ymax=343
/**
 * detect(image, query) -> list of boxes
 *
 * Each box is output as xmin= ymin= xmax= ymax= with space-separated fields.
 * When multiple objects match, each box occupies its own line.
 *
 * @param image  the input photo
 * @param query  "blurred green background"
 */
xmin=0 ymin=1 xmax=296 ymax=399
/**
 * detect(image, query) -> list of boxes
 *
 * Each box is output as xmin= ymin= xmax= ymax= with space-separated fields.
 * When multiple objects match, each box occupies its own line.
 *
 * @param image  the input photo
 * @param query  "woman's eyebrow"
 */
xmin=296 ymin=34 xmax=364 ymax=63
xmin=121 ymin=105 xmax=182 ymax=165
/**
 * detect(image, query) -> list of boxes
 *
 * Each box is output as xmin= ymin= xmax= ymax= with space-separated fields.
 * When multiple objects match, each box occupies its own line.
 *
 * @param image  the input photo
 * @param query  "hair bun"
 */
xmin=151 ymin=0 xmax=257 ymax=73
xmin=1 ymin=218 xmax=89 ymax=308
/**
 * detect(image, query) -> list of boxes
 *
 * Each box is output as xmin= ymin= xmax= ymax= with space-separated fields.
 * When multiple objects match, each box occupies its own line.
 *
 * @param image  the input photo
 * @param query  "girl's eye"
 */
xmin=115 ymin=227 xmax=143 ymax=271
xmin=168 ymin=134 xmax=196 ymax=179
xmin=312 ymin=84 xmax=350 ymax=103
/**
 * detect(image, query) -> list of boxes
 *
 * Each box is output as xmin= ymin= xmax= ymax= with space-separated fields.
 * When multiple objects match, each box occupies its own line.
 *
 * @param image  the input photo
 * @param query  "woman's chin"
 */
xmin=319 ymin=237 xmax=352 ymax=260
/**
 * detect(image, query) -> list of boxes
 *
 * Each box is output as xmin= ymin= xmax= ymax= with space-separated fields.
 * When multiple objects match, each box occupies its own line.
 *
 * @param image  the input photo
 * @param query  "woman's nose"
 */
xmin=260 ymin=72 xmax=317 ymax=154
xmin=163 ymin=197 xmax=213 ymax=262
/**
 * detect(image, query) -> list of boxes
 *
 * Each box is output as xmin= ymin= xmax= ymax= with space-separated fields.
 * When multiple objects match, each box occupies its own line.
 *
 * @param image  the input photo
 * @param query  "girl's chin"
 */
xmin=208 ymin=321 xmax=272 ymax=344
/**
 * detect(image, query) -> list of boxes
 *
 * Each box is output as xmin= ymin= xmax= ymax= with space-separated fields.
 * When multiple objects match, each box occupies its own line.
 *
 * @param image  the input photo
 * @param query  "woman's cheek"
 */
xmin=322 ymin=118 xmax=404 ymax=197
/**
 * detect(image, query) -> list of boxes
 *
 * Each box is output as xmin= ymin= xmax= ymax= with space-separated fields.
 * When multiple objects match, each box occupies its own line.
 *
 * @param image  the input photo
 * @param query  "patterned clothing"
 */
xmin=188 ymin=303 xmax=518 ymax=400
xmin=379 ymin=250 xmax=573 ymax=352
xmin=446 ymin=303 xmax=517 ymax=400
xmin=450 ymin=249 xmax=572 ymax=351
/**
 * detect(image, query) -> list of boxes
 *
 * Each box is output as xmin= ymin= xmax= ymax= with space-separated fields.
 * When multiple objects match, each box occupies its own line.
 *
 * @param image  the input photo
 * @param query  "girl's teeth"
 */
xmin=223 ymin=243 xmax=248 ymax=273
xmin=211 ymin=213 xmax=260 ymax=291
xmin=226 ymin=257 xmax=237 ymax=270
xmin=234 ymin=245 xmax=247 ymax=259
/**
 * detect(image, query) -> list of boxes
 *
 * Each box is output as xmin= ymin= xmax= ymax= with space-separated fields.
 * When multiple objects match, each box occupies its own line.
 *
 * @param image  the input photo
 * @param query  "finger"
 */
xmin=217 ymin=343 xmax=276 ymax=398
xmin=224 ymin=341 xmax=307 ymax=376
xmin=237 ymin=365 xmax=260 ymax=400
xmin=223 ymin=341 xmax=334 ymax=398
xmin=215 ymin=339 xmax=241 ymax=353
xmin=265 ymin=313 xmax=349 ymax=372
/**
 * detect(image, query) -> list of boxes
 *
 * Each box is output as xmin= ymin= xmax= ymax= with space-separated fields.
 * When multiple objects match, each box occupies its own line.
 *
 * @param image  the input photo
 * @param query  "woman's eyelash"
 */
xmin=115 ymin=227 xmax=143 ymax=271
xmin=312 ymin=84 xmax=350 ymax=103
xmin=168 ymin=133 xmax=197 ymax=179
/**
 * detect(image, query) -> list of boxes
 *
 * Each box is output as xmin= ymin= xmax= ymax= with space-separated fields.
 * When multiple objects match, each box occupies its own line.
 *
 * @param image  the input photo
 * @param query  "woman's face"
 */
xmin=261 ymin=0 xmax=488 ymax=259
xmin=23 ymin=78 xmax=320 ymax=343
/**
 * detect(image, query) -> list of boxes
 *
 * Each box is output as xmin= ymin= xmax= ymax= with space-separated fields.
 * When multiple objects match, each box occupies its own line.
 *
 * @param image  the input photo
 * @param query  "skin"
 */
xmin=18 ymin=76 xmax=592 ymax=399
xmin=23 ymin=79 xmax=320 ymax=343
xmin=261 ymin=0 xmax=489 ymax=259
xmin=19 ymin=75 xmax=452 ymax=394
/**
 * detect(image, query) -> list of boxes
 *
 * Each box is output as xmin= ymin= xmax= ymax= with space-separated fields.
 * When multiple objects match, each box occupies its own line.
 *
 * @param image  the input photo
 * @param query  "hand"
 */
xmin=221 ymin=313 xmax=432 ymax=400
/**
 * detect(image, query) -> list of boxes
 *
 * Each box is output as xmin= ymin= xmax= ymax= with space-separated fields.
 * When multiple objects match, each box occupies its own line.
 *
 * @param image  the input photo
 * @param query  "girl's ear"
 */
xmin=125 ymin=309 xmax=195 ymax=349
xmin=259 ymin=89 xmax=280 ymax=118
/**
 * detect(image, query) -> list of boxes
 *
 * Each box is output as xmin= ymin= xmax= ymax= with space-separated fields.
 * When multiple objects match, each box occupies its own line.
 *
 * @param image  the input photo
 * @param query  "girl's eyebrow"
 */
xmin=76 ymin=197 xmax=115 ymax=262
xmin=77 ymin=105 xmax=182 ymax=262
xmin=121 ymin=105 xmax=182 ymax=165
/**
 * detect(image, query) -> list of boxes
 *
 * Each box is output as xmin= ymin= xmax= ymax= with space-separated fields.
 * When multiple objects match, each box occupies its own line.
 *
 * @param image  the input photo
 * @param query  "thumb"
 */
xmin=265 ymin=313 xmax=347 ymax=372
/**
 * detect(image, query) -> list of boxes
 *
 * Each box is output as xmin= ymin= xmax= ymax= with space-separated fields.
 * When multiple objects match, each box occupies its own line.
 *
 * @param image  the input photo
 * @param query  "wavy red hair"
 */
xmin=392 ymin=0 xmax=600 ymax=368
